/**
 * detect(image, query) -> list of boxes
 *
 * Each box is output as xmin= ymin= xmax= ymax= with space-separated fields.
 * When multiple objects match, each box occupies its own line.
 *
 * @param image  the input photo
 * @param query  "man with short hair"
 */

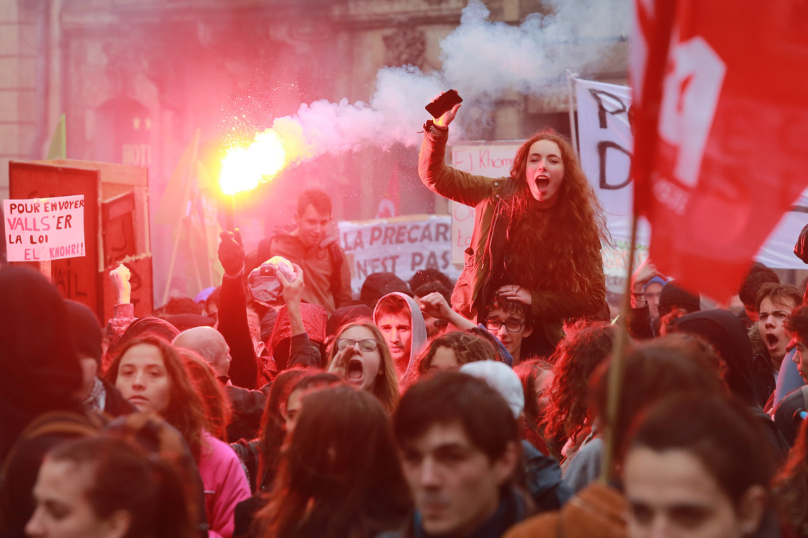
xmin=756 ymin=283 xmax=802 ymax=377
xmin=393 ymin=373 xmax=530 ymax=538
xmin=738 ymin=262 xmax=779 ymax=328
xmin=483 ymin=295 xmax=533 ymax=365
xmin=374 ymin=292 xmax=427 ymax=379
xmin=173 ymin=326 xmax=268 ymax=442
xmin=258 ymin=189 xmax=352 ymax=314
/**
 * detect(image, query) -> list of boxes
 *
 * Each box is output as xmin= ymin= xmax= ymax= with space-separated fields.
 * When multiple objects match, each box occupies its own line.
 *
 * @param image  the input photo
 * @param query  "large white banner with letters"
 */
xmin=576 ymin=77 xmax=808 ymax=270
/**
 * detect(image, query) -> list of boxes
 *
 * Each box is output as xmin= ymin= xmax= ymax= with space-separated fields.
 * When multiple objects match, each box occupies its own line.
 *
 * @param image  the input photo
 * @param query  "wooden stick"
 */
xmin=225 ymin=195 xmax=235 ymax=232
xmin=162 ymin=129 xmax=200 ymax=306
xmin=600 ymin=212 xmax=639 ymax=483
xmin=566 ymin=70 xmax=579 ymax=158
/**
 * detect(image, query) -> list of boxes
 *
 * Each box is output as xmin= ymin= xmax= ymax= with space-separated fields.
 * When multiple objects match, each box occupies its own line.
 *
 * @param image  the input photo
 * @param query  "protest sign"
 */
xmin=338 ymin=215 xmax=461 ymax=296
xmin=4 ymin=195 xmax=86 ymax=262
xmin=575 ymin=76 xmax=808 ymax=273
xmin=448 ymin=143 xmax=523 ymax=264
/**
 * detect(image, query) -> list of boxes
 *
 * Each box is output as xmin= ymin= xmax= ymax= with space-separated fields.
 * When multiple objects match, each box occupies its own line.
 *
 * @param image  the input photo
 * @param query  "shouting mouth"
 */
xmin=535 ymin=175 xmax=550 ymax=193
xmin=347 ymin=358 xmax=364 ymax=385
xmin=765 ymin=333 xmax=780 ymax=350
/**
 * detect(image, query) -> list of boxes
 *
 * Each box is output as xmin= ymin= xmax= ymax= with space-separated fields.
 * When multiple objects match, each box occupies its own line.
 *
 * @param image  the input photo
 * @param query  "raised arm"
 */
xmin=418 ymin=99 xmax=502 ymax=208
xmin=217 ymin=230 xmax=258 ymax=389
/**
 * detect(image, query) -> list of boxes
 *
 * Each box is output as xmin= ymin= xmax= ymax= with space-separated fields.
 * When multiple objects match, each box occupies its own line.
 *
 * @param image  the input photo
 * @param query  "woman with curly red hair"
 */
xmin=540 ymin=323 xmax=616 ymax=461
xmin=418 ymin=98 xmax=608 ymax=355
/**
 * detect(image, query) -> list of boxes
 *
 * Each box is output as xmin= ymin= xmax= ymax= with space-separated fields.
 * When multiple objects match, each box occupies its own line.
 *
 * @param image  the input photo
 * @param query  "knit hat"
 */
xmin=163 ymin=314 xmax=215 ymax=332
xmin=65 ymin=300 xmax=103 ymax=365
xmin=360 ymin=272 xmax=412 ymax=308
xmin=460 ymin=360 xmax=524 ymax=418
xmin=644 ymin=276 xmax=667 ymax=290
xmin=327 ymin=304 xmax=373 ymax=336
xmin=658 ymin=282 xmax=700 ymax=317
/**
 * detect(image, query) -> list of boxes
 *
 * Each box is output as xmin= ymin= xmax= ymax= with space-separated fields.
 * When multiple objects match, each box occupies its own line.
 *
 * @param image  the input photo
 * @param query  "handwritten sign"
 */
xmin=338 ymin=215 xmax=461 ymax=296
xmin=449 ymin=143 xmax=523 ymax=264
xmin=4 ymin=195 xmax=86 ymax=262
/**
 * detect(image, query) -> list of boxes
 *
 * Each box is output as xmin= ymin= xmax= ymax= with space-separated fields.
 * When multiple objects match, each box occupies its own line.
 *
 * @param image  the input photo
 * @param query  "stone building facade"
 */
xmin=0 ymin=0 xmax=629 ymax=299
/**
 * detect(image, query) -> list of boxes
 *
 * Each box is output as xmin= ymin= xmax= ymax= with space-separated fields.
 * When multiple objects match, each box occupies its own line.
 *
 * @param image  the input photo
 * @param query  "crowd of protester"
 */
xmin=6 ymin=111 xmax=808 ymax=538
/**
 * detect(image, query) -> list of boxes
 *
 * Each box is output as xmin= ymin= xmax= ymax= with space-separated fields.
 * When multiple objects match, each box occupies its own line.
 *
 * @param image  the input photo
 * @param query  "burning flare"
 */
xmin=219 ymin=129 xmax=287 ymax=195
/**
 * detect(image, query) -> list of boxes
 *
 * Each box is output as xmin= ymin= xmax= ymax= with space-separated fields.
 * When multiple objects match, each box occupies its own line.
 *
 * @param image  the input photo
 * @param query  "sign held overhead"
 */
xmin=4 ymin=195 xmax=86 ymax=262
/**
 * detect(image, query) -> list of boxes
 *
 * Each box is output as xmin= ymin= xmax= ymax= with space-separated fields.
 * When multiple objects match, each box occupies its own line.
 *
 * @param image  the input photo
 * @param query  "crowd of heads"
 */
xmin=7 ymin=176 xmax=808 ymax=538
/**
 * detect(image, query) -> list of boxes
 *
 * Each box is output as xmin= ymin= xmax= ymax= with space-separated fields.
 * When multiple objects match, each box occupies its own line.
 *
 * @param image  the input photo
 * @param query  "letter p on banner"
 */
xmin=630 ymin=0 xmax=808 ymax=302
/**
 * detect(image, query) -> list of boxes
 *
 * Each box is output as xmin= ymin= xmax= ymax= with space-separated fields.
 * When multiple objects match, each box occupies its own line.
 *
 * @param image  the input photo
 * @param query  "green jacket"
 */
xmin=418 ymin=123 xmax=606 ymax=347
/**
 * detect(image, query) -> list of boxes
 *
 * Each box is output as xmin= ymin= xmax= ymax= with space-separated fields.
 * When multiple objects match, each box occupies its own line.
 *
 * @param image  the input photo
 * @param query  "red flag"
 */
xmin=376 ymin=162 xmax=400 ymax=219
xmin=631 ymin=0 xmax=808 ymax=301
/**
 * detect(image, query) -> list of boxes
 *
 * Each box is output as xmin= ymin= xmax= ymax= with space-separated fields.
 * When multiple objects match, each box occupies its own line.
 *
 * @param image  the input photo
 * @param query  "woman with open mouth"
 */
xmin=418 ymin=94 xmax=609 ymax=357
xmin=326 ymin=320 xmax=400 ymax=414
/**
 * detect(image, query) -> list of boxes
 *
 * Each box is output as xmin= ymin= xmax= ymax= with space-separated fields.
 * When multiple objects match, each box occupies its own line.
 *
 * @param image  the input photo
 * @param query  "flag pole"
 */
xmin=225 ymin=194 xmax=235 ymax=232
xmin=566 ymin=70 xmax=579 ymax=158
xmin=600 ymin=212 xmax=638 ymax=484
xmin=163 ymin=129 xmax=200 ymax=306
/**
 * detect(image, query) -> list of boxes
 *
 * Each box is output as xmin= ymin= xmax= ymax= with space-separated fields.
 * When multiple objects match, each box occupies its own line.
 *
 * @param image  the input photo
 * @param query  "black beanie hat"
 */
xmin=65 ymin=300 xmax=103 ymax=365
xmin=658 ymin=282 xmax=700 ymax=317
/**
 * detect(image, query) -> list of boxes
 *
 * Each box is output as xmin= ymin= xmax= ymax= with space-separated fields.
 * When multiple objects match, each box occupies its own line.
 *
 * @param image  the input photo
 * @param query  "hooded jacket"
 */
xmin=0 ymin=268 xmax=83 ymax=461
xmin=673 ymin=309 xmax=768 ymax=407
xmin=0 ymin=268 xmax=87 ymax=538
xmin=418 ymin=123 xmax=605 ymax=349
xmin=373 ymin=292 xmax=427 ymax=381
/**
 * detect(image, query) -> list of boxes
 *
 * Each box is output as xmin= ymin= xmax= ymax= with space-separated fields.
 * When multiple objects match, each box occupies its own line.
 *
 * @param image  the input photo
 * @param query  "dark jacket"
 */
xmin=218 ymin=272 xmax=259 ymax=389
xmin=673 ymin=309 xmax=770 ymax=407
xmin=225 ymin=382 xmax=272 ymax=443
xmin=628 ymin=304 xmax=659 ymax=340
xmin=773 ymin=386 xmax=808 ymax=447
xmin=393 ymin=487 xmax=531 ymax=538
xmin=521 ymin=441 xmax=572 ymax=512
xmin=418 ymin=122 xmax=605 ymax=348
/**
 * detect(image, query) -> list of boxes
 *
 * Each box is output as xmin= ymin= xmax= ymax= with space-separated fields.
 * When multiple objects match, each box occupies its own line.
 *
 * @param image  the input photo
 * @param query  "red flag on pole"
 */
xmin=631 ymin=0 xmax=808 ymax=301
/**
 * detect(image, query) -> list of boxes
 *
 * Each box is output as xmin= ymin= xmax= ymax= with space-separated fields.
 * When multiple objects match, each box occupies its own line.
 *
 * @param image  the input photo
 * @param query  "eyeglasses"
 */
xmin=484 ymin=319 xmax=526 ymax=333
xmin=336 ymin=338 xmax=379 ymax=352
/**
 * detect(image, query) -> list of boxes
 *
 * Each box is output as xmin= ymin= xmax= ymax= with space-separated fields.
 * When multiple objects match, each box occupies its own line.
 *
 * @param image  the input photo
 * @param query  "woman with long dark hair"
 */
xmin=256 ymin=385 xmax=411 ymax=538
xmin=418 ymin=100 xmax=608 ymax=355
xmin=106 ymin=336 xmax=250 ymax=538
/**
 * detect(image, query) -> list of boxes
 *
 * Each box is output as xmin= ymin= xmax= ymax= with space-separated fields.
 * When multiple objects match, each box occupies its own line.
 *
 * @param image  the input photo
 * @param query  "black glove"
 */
xmin=218 ymin=229 xmax=244 ymax=276
xmin=795 ymin=224 xmax=808 ymax=264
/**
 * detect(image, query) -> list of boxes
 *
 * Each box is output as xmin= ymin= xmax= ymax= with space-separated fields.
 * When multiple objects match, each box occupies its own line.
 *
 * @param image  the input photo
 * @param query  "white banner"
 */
xmin=448 ymin=143 xmax=523 ymax=264
xmin=4 ymin=195 xmax=86 ymax=262
xmin=338 ymin=215 xmax=461 ymax=296
xmin=575 ymin=77 xmax=808 ymax=270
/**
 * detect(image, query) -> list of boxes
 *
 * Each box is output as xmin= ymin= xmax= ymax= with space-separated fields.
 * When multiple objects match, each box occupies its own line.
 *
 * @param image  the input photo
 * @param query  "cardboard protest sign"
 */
xmin=338 ymin=215 xmax=461 ymax=296
xmin=4 ymin=195 xmax=86 ymax=262
xmin=448 ymin=143 xmax=523 ymax=264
